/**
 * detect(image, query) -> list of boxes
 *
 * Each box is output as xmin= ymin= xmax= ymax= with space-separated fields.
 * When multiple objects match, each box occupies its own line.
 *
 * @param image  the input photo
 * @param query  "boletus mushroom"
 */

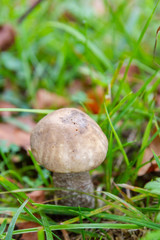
xmin=30 ymin=108 xmax=108 ymax=208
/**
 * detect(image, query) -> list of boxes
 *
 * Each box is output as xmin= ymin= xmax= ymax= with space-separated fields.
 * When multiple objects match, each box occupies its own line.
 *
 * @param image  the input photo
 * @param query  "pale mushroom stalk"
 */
xmin=30 ymin=108 xmax=108 ymax=208
xmin=53 ymin=172 xmax=94 ymax=208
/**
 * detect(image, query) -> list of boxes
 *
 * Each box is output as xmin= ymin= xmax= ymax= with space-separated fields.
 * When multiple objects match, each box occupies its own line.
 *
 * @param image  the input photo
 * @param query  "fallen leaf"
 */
xmin=86 ymin=86 xmax=105 ymax=114
xmin=0 ymin=101 xmax=17 ymax=117
xmin=17 ymin=115 xmax=36 ymax=129
xmin=68 ymin=79 xmax=85 ymax=95
xmin=0 ymin=123 xmax=31 ymax=150
xmin=68 ymin=78 xmax=92 ymax=101
xmin=0 ymin=24 xmax=16 ymax=51
xmin=92 ymin=0 xmax=105 ymax=16
xmin=33 ymin=89 xmax=69 ymax=109
xmin=0 ymin=115 xmax=35 ymax=150
xmin=27 ymin=190 xmax=45 ymax=203
xmin=119 ymin=65 xmax=140 ymax=83
xmin=138 ymin=129 xmax=160 ymax=176
xmin=62 ymin=11 xmax=76 ymax=22
xmin=16 ymin=222 xmax=40 ymax=240
xmin=8 ymin=177 xmax=24 ymax=189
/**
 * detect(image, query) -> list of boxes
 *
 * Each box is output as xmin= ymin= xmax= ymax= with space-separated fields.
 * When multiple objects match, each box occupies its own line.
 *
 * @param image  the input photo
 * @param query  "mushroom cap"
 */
xmin=30 ymin=108 xmax=108 ymax=173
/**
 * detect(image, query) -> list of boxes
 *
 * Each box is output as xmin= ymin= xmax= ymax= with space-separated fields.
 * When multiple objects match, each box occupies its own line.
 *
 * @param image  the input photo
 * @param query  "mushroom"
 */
xmin=30 ymin=108 xmax=108 ymax=208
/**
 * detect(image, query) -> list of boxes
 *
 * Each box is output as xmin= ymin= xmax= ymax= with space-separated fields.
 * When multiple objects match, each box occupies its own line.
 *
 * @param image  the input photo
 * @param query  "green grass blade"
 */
xmin=0 ymin=175 xmax=32 ymax=204
xmin=102 ymin=191 xmax=148 ymax=220
xmin=113 ymin=71 xmax=158 ymax=124
xmin=138 ymin=126 xmax=160 ymax=156
xmin=0 ymin=150 xmax=12 ymax=170
xmin=29 ymin=150 xmax=49 ymax=187
xmin=0 ymin=207 xmax=21 ymax=214
xmin=0 ymin=108 xmax=53 ymax=114
xmin=5 ymin=199 xmax=29 ymax=240
xmin=0 ymin=219 xmax=7 ymax=235
xmin=152 ymin=151 xmax=160 ymax=169
xmin=51 ymin=221 xmax=160 ymax=231
xmin=34 ymin=199 xmax=152 ymax=228
xmin=100 ymin=92 xmax=133 ymax=129
xmin=2 ymin=170 xmax=23 ymax=184
xmin=40 ymin=212 xmax=54 ymax=240
xmin=0 ymin=187 xmax=56 ymax=195
xmin=1 ymin=223 xmax=140 ymax=238
xmin=2 ymin=220 xmax=160 ymax=238
xmin=38 ymin=228 xmax=45 ymax=240
xmin=140 ymin=230 xmax=160 ymax=240
xmin=105 ymin=131 xmax=113 ymax=192
xmin=135 ymin=0 xmax=160 ymax=48
xmin=118 ymin=184 xmax=159 ymax=198
xmin=110 ymin=92 xmax=133 ymax=117
xmin=34 ymin=203 xmax=92 ymax=216
xmin=48 ymin=21 xmax=113 ymax=71
xmin=18 ymin=199 xmax=42 ymax=226
xmin=136 ymin=115 xmax=153 ymax=168
xmin=104 ymin=0 xmax=135 ymax=49
xmin=113 ymin=0 xmax=160 ymax=104
xmin=104 ymin=105 xmax=129 ymax=166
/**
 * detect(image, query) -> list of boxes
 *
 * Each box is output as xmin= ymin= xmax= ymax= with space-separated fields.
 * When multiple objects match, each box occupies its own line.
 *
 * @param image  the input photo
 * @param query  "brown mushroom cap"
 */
xmin=30 ymin=108 xmax=108 ymax=173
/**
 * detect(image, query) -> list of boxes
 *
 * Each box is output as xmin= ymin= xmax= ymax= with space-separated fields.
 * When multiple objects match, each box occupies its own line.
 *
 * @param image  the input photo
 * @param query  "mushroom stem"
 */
xmin=53 ymin=172 xmax=95 ymax=208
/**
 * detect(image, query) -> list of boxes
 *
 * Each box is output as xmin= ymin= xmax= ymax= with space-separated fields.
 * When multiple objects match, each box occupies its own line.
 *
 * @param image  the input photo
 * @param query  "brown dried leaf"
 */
xmin=0 ymin=101 xmax=17 ymax=117
xmin=138 ymin=130 xmax=160 ymax=176
xmin=0 ymin=24 xmax=16 ymax=51
xmin=119 ymin=65 xmax=140 ymax=83
xmin=17 ymin=115 xmax=36 ymax=129
xmin=8 ymin=177 xmax=24 ymax=188
xmin=68 ymin=79 xmax=85 ymax=95
xmin=33 ymin=89 xmax=69 ymax=109
xmin=86 ymin=86 xmax=104 ymax=114
xmin=27 ymin=190 xmax=45 ymax=203
xmin=16 ymin=222 xmax=40 ymax=240
xmin=62 ymin=11 xmax=76 ymax=22
xmin=0 ymin=123 xmax=30 ymax=150
xmin=68 ymin=78 xmax=92 ymax=96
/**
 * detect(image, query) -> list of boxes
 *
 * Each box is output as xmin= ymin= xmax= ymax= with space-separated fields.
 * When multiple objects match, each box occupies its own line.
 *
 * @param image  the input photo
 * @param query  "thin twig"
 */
xmin=153 ymin=26 xmax=160 ymax=61
xmin=61 ymin=229 xmax=70 ymax=240
xmin=17 ymin=0 xmax=44 ymax=24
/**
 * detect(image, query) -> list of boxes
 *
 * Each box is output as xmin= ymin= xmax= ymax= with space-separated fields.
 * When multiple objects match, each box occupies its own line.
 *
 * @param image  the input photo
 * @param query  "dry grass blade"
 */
xmin=61 ymin=229 xmax=70 ymax=240
xmin=153 ymin=26 xmax=160 ymax=60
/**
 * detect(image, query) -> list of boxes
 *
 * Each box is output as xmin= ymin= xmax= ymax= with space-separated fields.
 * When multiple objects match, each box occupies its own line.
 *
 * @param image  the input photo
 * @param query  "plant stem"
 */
xmin=53 ymin=172 xmax=95 ymax=208
xmin=17 ymin=0 xmax=44 ymax=24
